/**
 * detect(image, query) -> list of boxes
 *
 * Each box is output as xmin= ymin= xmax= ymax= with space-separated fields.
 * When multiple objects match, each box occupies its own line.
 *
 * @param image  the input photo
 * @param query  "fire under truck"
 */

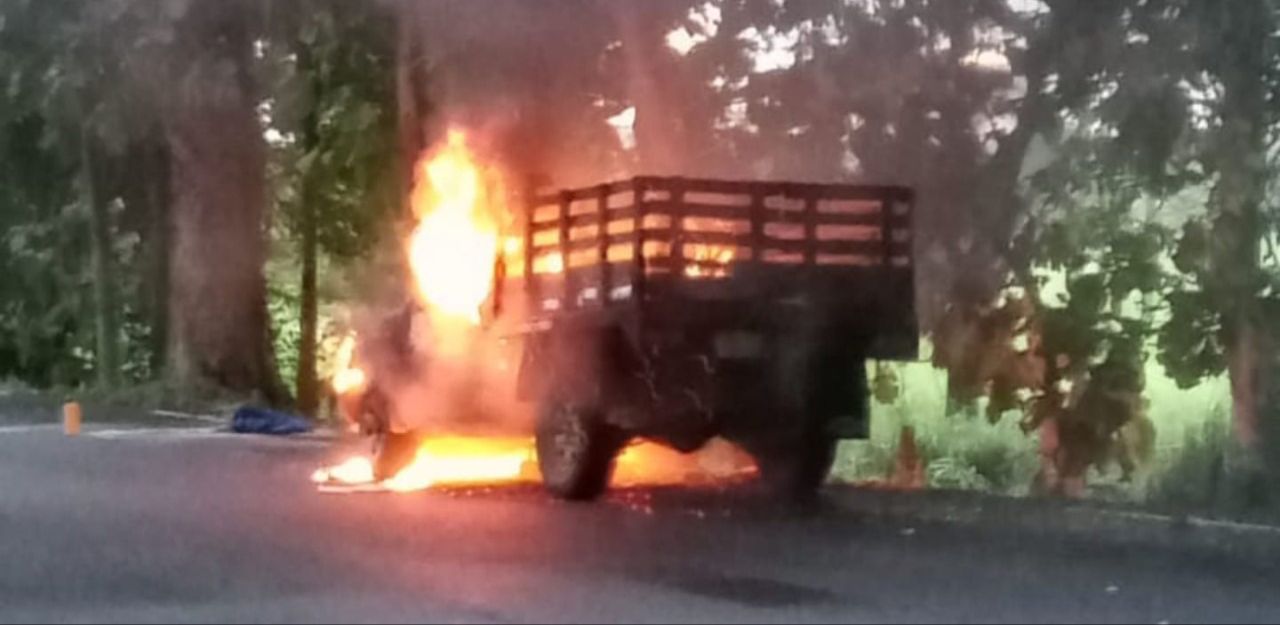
xmin=358 ymin=176 xmax=917 ymax=501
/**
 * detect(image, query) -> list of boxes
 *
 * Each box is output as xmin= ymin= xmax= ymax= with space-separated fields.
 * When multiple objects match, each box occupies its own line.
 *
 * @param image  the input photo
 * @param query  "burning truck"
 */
xmin=323 ymin=130 xmax=917 ymax=501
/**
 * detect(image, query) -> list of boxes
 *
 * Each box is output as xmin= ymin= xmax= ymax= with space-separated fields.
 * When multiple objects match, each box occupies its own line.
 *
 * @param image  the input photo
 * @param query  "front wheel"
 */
xmin=536 ymin=399 xmax=624 ymax=501
xmin=374 ymin=430 xmax=423 ymax=481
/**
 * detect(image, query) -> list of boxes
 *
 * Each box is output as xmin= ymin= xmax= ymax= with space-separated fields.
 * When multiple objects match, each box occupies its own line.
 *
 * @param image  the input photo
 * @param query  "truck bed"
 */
xmin=496 ymin=176 xmax=917 ymax=360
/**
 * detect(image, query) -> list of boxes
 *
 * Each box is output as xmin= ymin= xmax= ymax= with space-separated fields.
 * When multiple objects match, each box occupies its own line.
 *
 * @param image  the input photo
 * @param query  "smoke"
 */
xmin=400 ymin=1 xmax=666 ymax=189
xmin=350 ymin=299 xmax=534 ymax=436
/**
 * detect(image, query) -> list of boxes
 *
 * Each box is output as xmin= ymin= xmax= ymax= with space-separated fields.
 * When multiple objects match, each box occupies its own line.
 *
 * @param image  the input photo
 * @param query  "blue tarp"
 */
xmin=231 ymin=406 xmax=312 ymax=436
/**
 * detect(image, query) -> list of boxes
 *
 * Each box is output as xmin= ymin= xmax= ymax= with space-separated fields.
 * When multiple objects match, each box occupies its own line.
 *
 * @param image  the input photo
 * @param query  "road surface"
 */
xmin=1 ymin=421 xmax=1278 ymax=623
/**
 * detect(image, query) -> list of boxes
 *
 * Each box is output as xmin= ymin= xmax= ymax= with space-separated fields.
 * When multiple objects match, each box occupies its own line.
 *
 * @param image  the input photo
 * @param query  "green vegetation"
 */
xmin=0 ymin=0 xmax=1277 ymax=510
xmin=838 ymin=355 xmax=1234 ymax=507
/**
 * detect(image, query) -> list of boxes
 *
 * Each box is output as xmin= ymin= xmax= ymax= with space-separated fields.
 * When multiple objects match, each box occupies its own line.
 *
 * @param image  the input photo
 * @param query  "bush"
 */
xmin=1146 ymin=412 xmax=1228 ymax=508
xmin=836 ymin=358 xmax=1236 ymax=504
xmin=833 ymin=361 xmax=1038 ymax=494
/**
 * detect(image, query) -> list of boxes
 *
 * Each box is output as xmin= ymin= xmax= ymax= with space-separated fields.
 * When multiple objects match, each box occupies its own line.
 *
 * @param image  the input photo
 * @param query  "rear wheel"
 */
xmin=750 ymin=431 xmax=838 ymax=501
xmin=536 ymin=399 xmax=624 ymax=501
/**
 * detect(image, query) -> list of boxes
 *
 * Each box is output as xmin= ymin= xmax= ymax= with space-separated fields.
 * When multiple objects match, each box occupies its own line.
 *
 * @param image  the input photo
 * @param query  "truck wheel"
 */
xmin=536 ymin=399 xmax=623 ymax=501
xmin=374 ymin=430 xmax=423 ymax=481
xmin=752 ymin=434 xmax=838 ymax=501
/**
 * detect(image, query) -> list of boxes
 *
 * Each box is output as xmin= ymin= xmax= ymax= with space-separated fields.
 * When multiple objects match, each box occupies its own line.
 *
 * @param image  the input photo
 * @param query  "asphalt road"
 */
xmin=1 ymin=422 xmax=1279 ymax=624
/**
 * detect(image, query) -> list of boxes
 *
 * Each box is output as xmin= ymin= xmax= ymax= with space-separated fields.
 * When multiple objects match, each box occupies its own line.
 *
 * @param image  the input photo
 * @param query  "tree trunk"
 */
xmin=295 ymin=193 xmax=319 ymax=416
xmin=82 ymin=125 xmax=121 ymax=387
xmin=144 ymin=139 xmax=171 ymax=376
xmin=1206 ymin=1 xmax=1274 ymax=501
xmin=293 ymin=40 xmax=324 ymax=417
xmin=396 ymin=0 xmax=431 ymax=199
xmin=165 ymin=2 xmax=287 ymax=403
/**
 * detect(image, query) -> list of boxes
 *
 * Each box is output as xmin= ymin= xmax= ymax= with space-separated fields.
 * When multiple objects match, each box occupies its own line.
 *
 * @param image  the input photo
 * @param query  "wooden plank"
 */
xmin=527 ymin=230 xmax=644 ymax=255
xmin=641 ymin=176 xmax=914 ymax=202
xmin=563 ymin=206 xmax=638 ymax=228
xmin=880 ymin=194 xmax=895 ymax=266
xmin=750 ymin=190 xmax=765 ymax=270
xmin=804 ymin=195 xmax=818 ymax=264
xmin=678 ymin=230 xmax=746 ymax=247
xmin=529 ymin=230 xmax=904 ymax=260
xmin=538 ymin=177 xmax=913 ymax=209
xmin=531 ymin=179 xmax=636 ymax=207
xmin=670 ymin=180 xmax=687 ymax=278
xmin=558 ymin=192 xmax=572 ymax=308
xmin=632 ymin=181 xmax=647 ymax=303
xmin=647 ymin=201 xmax=748 ymax=221
xmin=531 ymin=237 xmax=602 ymax=255
xmin=523 ymin=183 xmax=537 ymax=302
xmin=597 ymin=185 xmax=611 ymax=299
xmin=761 ymin=238 xmax=889 ymax=256
xmin=644 ymin=201 xmax=887 ymax=227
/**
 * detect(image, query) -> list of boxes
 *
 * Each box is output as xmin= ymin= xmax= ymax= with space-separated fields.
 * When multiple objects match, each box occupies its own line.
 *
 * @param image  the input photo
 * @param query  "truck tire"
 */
xmin=374 ymin=430 xmax=423 ymax=481
xmin=751 ymin=433 xmax=838 ymax=501
xmin=536 ymin=399 xmax=624 ymax=501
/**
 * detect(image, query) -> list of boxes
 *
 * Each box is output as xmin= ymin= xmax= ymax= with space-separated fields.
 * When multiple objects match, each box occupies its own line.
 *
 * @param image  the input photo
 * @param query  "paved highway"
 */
xmin=1 ymin=422 xmax=1277 ymax=623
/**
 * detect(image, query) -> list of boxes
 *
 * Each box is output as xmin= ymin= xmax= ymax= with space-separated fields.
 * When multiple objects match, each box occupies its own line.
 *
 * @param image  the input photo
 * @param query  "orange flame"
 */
xmin=407 ymin=130 xmax=501 ymax=325
xmin=684 ymin=245 xmax=736 ymax=278
xmin=313 ymin=437 xmax=756 ymax=493
xmin=383 ymin=436 xmax=536 ymax=492
xmin=682 ymin=218 xmax=738 ymax=279
xmin=311 ymin=456 xmax=375 ymax=485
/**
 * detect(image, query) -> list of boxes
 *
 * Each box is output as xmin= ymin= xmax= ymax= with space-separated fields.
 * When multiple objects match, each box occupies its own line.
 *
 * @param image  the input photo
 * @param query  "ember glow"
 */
xmin=682 ymin=217 xmax=739 ymax=279
xmin=684 ymin=244 xmax=736 ymax=279
xmin=407 ymin=130 xmax=501 ymax=325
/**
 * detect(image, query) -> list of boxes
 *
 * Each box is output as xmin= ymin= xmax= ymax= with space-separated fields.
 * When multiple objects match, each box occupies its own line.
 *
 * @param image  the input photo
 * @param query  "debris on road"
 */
xmin=231 ymin=406 xmax=313 ymax=436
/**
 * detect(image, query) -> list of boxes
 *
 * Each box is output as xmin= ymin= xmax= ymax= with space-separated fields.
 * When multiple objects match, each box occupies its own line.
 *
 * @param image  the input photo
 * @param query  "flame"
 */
xmin=615 ymin=438 xmax=756 ymax=485
xmin=314 ymin=436 xmax=536 ymax=493
xmin=383 ymin=436 xmax=536 ymax=492
xmin=311 ymin=456 xmax=375 ymax=485
xmin=313 ymin=437 xmax=755 ymax=493
xmin=503 ymin=236 xmax=522 ymax=258
xmin=331 ymin=334 xmax=367 ymax=395
xmin=682 ymin=218 xmax=738 ymax=279
xmin=684 ymin=245 xmax=736 ymax=279
xmin=534 ymin=253 xmax=565 ymax=275
xmin=408 ymin=130 xmax=501 ymax=325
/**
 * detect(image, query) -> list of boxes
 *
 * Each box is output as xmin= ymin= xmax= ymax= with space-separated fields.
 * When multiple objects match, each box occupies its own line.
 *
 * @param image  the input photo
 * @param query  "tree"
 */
xmin=0 ymin=0 xmax=171 ymax=387
xmin=164 ymin=1 xmax=286 ymax=402
xmin=1151 ymin=0 xmax=1280 ymax=498
xmin=272 ymin=1 xmax=400 ymax=415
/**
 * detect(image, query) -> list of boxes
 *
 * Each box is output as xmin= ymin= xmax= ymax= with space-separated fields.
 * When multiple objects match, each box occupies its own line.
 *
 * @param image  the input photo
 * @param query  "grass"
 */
xmin=1144 ymin=410 xmax=1229 ymax=509
xmin=0 ymin=377 xmax=33 ymax=395
xmin=835 ymin=355 xmax=1234 ymax=506
xmin=833 ymin=361 xmax=1039 ymax=495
